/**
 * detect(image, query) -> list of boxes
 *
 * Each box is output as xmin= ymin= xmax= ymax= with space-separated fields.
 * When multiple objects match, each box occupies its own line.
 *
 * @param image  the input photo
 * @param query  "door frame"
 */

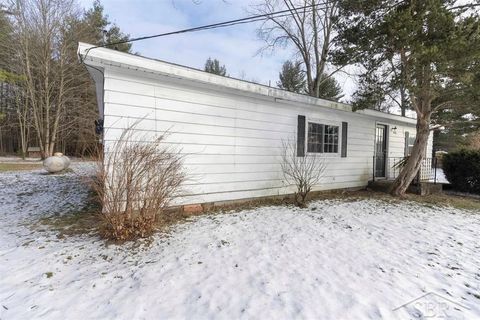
xmin=374 ymin=123 xmax=389 ymax=179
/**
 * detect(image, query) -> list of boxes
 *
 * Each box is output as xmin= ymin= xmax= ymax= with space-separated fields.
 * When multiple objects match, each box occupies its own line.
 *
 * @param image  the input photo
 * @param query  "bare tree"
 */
xmin=0 ymin=0 xmax=131 ymax=157
xmin=281 ymin=139 xmax=325 ymax=207
xmin=5 ymin=0 xmax=83 ymax=158
xmin=252 ymin=0 xmax=341 ymax=98
xmin=13 ymin=84 xmax=30 ymax=158
xmin=0 ymin=71 xmax=31 ymax=158
xmin=0 ymin=8 xmax=31 ymax=157
xmin=92 ymin=123 xmax=186 ymax=241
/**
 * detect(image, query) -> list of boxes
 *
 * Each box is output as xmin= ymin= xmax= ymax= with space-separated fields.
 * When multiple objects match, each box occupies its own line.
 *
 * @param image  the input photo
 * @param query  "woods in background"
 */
xmin=0 ymin=0 xmax=131 ymax=158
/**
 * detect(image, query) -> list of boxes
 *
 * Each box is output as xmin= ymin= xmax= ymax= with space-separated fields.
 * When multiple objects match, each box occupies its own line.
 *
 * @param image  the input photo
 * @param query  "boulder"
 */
xmin=43 ymin=154 xmax=71 ymax=173
xmin=61 ymin=155 xmax=71 ymax=168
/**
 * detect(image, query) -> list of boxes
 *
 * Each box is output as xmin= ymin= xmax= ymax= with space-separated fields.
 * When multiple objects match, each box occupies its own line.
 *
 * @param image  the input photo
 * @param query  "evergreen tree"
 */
xmin=277 ymin=60 xmax=305 ymax=93
xmin=0 ymin=10 xmax=12 ymax=68
xmin=204 ymin=58 xmax=227 ymax=76
xmin=316 ymin=73 xmax=343 ymax=101
xmin=66 ymin=0 xmax=132 ymax=155
xmin=278 ymin=60 xmax=342 ymax=100
xmin=81 ymin=0 xmax=131 ymax=52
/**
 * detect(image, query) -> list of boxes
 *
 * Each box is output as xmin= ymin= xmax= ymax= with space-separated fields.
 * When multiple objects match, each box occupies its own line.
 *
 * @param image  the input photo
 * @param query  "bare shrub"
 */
xmin=281 ymin=140 xmax=326 ymax=207
xmin=92 ymin=124 xmax=186 ymax=241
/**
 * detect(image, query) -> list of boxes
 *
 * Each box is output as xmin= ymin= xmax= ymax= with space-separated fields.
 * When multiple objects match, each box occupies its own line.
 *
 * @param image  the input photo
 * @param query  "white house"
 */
xmin=77 ymin=42 xmax=433 ymax=206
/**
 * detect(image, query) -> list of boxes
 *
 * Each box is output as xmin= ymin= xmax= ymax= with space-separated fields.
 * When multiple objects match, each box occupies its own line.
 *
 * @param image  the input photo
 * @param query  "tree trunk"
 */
xmin=390 ymin=112 xmax=431 ymax=196
xmin=400 ymin=86 xmax=406 ymax=117
xmin=17 ymin=99 xmax=28 ymax=160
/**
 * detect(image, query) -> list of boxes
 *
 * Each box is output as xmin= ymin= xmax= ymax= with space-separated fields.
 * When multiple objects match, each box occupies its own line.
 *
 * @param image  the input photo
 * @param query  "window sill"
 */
xmin=306 ymin=152 xmax=341 ymax=158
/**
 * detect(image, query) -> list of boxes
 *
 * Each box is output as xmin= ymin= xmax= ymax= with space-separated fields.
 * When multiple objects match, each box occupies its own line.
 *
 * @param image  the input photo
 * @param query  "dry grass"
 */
xmin=33 ymin=189 xmax=101 ymax=238
xmin=330 ymin=189 xmax=480 ymax=212
xmin=185 ymin=189 xmax=480 ymax=214
xmin=0 ymin=162 xmax=42 ymax=172
xmin=404 ymin=192 xmax=480 ymax=211
xmin=36 ymin=211 xmax=99 ymax=238
xmin=35 ymin=189 xmax=480 ymax=242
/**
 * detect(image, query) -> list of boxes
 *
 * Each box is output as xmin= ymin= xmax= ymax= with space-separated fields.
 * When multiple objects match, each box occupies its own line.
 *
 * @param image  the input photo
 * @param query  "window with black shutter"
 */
xmin=306 ymin=121 xmax=340 ymax=154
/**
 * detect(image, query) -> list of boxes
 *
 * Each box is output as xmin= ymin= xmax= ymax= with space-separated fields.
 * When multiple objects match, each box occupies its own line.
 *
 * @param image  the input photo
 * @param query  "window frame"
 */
xmin=405 ymin=131 xmax=416 ymax=156
xmin=305 ymin=118 xmax=342 ymax=157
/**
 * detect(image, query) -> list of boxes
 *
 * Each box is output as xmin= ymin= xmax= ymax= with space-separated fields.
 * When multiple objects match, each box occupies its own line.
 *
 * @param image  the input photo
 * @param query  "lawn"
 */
xmin=0 ymin=165 xmax=479 ymax=319
xmin=0 ymin=162 xmax=43 ymax=172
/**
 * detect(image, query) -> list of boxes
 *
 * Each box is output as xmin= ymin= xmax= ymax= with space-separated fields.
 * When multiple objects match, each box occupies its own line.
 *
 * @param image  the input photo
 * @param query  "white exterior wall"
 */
xmin=78 ymin=43 xmax=432 ymax=205
xmin=100 ymin=67 xmax=427 ymax=205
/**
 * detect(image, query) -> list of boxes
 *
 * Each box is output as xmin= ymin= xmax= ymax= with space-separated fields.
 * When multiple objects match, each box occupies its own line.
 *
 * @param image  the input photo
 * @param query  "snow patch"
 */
xmin=0 ymin=165 xmax=479 ymax=319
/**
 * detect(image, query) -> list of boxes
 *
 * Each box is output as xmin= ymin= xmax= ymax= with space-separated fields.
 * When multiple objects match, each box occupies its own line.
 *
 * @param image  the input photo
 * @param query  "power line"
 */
xmin=106 ymin=3 xmax=322 ymax=47
xmin=81 ymin=2 xmax=325 ymax=61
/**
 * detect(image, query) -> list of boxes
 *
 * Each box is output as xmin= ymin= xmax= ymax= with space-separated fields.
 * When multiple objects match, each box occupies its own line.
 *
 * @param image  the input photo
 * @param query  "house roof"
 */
xmin=77 ymin=42 xmax=417 ymax=125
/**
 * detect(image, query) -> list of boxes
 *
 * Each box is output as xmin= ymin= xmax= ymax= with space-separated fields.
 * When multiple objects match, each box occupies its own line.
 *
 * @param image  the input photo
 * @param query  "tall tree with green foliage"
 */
xmin=316 ymin=73 xmax=343 ymax=101
xmin=204 ymin=58 xmax=227 ymax=76
xmin=433 ymin=105 xmax=480 ymax=152
xmin=81 ymin=0 xmax=132 ymax=52
xmin=278 ymin=60 xmax=342 ymax=100
xmin=63 ymin=0 xmax=131 ymax=156
xmin=0 ymin=9 xmax=12 ymax=66
xmin=350 ymin=65 xmax=410 ymax=115
xmin=277 ymin=60 xmax=305 ymax=93
xmin=335 ymin=0 xmax=480 ymax=196
xmin=431 ymin=67 xmax=480 ymax=152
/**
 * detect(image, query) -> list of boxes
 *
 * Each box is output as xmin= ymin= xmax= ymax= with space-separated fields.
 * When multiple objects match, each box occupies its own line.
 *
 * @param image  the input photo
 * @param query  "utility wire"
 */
xmin=80 ymin=2 xmax=325 ymax=61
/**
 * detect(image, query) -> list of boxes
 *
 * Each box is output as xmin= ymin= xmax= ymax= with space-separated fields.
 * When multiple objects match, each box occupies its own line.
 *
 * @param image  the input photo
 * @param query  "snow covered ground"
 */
xmin=1 ymin=165 xmax=479 ymax=319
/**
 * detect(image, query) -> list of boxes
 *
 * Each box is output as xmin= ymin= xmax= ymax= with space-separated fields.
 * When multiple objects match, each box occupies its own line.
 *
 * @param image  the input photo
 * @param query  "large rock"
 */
xmin=61 ymin=155 xmax=70 ymax=168
xmin=43 ymin=154 xmax=71 ymax=173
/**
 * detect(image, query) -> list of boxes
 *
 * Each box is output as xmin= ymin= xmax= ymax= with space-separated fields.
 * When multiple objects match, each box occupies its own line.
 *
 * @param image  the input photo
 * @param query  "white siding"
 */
xmin=99 ymin=65 xmax=427 ymax=205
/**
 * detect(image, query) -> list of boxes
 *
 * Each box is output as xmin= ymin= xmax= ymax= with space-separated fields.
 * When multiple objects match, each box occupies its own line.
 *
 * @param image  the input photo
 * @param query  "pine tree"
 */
xmin=316 ymin=73 xmax=343 ymax=101
xmin=277 ymin=60 xmax=305 ymax=93
xmin=81 ymin=0 xmax=132 ymax=52
xmin=277 ymin=60 xmax=342 ymax=100
xmin=204 ymin=58 xmax=227 ymax=76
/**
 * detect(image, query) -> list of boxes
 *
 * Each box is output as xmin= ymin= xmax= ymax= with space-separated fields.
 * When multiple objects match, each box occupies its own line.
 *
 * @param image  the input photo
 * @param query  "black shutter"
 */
xmin=404 ymin=131 xmax=409 ymax=156
xmin=319 ymin=124 xmax=325 ymax=153
xmin=297 ymin=115 xmax=306 ymax=157
xmin=341 ymin=122 xmax=348 ymax=157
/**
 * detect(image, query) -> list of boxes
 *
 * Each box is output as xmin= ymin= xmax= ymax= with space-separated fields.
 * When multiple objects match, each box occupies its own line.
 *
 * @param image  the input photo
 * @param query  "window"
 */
xmin=307 ymin=122 xmax=323 ymax=153
xmin=324 ymin=125 xmax=339 ymax=153
xmin=405 ymin=132 xmax=415 ymax=156
xmin=307 ymin=122 xmax=339 ymax=154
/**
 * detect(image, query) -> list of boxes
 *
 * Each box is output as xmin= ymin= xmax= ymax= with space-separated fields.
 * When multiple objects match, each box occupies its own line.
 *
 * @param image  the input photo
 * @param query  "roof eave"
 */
xmin=78 ymin=42 xmax=417 ymax=125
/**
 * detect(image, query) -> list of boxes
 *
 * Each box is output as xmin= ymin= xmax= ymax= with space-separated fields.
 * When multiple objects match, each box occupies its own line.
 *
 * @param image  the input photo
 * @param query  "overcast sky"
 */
xmin=77 ymin=0 xmax=356 ymax=101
